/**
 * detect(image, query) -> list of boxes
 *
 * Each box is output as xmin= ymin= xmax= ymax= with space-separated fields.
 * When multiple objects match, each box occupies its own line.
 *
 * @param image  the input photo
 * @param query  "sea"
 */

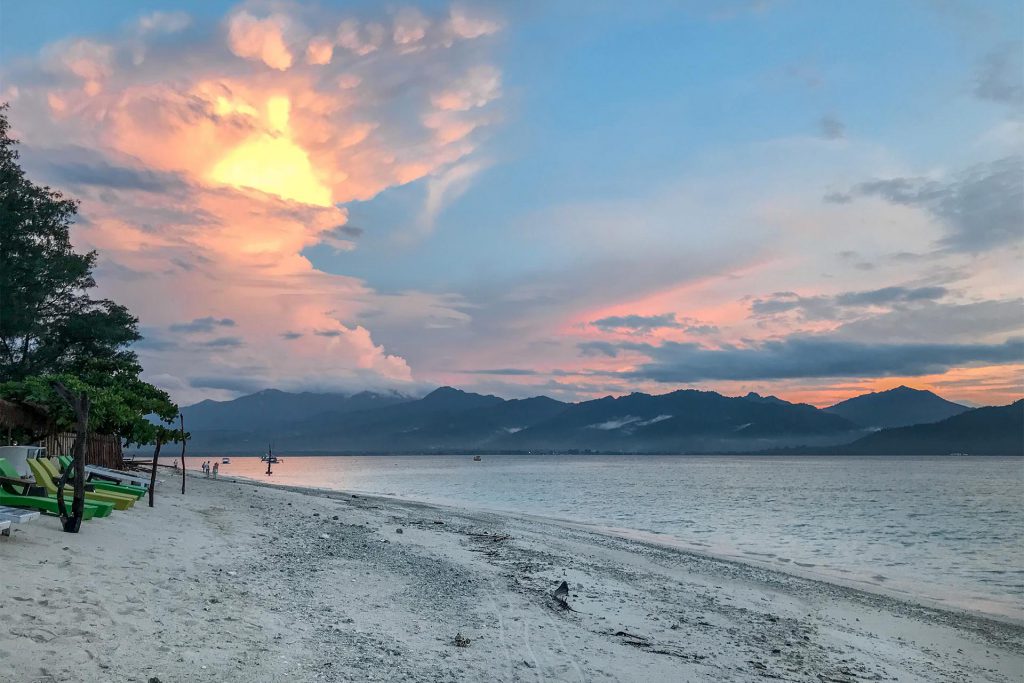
xmin=189 ymin=454 xmax=1023 ymax=620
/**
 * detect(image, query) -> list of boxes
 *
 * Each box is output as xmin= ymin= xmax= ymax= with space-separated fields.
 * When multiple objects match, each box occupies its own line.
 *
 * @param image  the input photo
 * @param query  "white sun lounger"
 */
xmin=83 ymin=465 xmax=151 ymax=488
xmin=0 ymin=506 xmax=39 ymax=536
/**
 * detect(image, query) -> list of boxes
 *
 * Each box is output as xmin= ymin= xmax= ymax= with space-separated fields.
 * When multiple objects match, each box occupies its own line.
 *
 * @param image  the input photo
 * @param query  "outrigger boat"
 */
xmin=260 ymin=443 xmax=281 ymax=464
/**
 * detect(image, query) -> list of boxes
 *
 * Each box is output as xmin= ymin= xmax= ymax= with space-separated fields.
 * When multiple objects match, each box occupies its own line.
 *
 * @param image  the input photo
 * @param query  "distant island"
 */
xmin=161 ymin=385 xmax=1023 ymax=456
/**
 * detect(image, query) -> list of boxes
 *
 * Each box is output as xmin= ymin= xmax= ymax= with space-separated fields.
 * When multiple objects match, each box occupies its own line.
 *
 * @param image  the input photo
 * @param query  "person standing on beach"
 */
xmin=212 ymin=462 xmax=219 ymax=479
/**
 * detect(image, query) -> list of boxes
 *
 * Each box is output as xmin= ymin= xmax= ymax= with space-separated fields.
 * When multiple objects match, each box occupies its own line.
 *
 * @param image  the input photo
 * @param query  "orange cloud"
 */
xmin=3 ymin=1 xmax=503 ymax=403
xmin=305 ymin=36 xmax=334 ymax=65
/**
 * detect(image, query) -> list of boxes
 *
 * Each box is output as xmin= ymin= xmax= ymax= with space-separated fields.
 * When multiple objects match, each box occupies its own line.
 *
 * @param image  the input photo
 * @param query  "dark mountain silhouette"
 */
xmin=177 ymin=386 xmax=860 ymax=454
xmin=834 ymin=400 xmax=1023 ymax=455
xmin=181 ymin=388 xmax=412 ymax=453
xmin=824 ymin=386 xmax=968 ymax=429
xmin=496 ymin=389 xmax=858 ymax=452
xmin=273 ymin=387 xmax=560 ymax=452
xmin=172 ymin=384 xmax=1013 ymax=456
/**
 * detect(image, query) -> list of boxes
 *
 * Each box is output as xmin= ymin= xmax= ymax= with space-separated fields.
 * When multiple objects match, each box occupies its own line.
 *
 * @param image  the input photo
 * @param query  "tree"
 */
xmin=0 ymin=104 xmax=180 ymax=446
xmin=0 ymin=374 xmax=180 ymax=447
xmin=0 ymin=103 xmax=140 ymax=383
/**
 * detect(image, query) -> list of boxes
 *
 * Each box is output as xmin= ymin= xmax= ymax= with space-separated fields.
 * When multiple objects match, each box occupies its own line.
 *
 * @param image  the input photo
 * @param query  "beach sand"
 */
xmin=1 ymin=473 xmax=1021 ymax=682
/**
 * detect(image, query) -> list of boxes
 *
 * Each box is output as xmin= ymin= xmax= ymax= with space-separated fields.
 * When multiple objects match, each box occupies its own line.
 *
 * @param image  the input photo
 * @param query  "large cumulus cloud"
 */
xmin=2 ymin=2 xmax=502 ymax=402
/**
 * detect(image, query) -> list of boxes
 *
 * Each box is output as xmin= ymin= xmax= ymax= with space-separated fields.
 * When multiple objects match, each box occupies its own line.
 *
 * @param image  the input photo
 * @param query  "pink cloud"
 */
xmin=3 ymin=1 xmax=504 ymax=403
xmin=227 ymin=10 xmax=296 ymax=70
xmin=393 ymin=8 xmax=430 ymax=47
xmin=432 ymin=65 xmax=501 ymax=111
xmin=305 ymin=36 xmax=334 ymax=65
xmin=447 ymin=6 xmax=501 ymax=40
xmin=336 ymin=19 xmax=385 ymax=56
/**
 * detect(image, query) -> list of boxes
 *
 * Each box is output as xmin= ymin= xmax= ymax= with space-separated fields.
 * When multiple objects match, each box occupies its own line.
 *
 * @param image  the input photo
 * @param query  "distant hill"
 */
xmin=495 ymin=389 xmax=859 ymax=452
xmin=273 ymin=387 xmax=566 ymax=452
xmin=834 ymin=400 xmax=1024 ymax=455
xmin=180 ymin=389 xmax=412 ymax=453
xmin=175 ymin=386 xmax=862 ymax=454
xmin=824 ymin=386 xmax=968 ymax=429
xmin=169 ymin=384 xmax=1011 ymax=456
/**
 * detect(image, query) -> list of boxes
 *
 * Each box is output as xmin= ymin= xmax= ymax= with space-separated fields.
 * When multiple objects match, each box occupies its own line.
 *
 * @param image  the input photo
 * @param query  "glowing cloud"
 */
xmin=2 ymin=1 xmax=504 ymax=403
xmin=210 ymin=96 xmax=332 ymax=206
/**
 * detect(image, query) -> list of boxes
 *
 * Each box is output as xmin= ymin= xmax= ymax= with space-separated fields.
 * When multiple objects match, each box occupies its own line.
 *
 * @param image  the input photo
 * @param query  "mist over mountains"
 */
xmin=175 ymin=384 xmax=1020 ymax=456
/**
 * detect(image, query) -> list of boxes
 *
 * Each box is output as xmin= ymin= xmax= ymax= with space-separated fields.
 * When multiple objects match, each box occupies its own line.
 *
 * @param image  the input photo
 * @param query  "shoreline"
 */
xmin=3 ymin=473 xmax=1021 ymax=682
xmin=224 ymin=468 xmax=1024 ymax=625
xmin=235 ymin=473 xmax=1024 ymax=627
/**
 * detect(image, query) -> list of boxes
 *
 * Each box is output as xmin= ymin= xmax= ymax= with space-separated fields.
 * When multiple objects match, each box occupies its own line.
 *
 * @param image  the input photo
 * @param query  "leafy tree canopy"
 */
xmin=1 ymin=375 xmax=183 ymax=447
xmin=0 ymin=105 xmax=179 ymax=443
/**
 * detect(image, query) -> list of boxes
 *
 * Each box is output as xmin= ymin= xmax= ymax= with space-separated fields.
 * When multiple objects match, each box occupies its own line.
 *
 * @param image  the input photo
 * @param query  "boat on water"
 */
xmin=260 ymin=454 xmax=281 ymax=463
xmin=222 ymin=457 xmax=231 ymax=464
xmin=472 ymin=455 xmax=482 ymax=461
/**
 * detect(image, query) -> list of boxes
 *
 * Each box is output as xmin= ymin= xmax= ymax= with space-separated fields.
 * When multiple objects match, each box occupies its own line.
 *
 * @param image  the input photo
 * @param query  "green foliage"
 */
xmin=0 ymin=105 xmax=180 ymax=445
xmin=0 ymin=375 xmax=184 ymax=447
xmin=0 ymin=104 xmax=140 ymax=382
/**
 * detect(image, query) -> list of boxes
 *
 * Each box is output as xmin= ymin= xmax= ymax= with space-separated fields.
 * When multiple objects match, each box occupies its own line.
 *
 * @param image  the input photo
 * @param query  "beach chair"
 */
xmin=0 ymin=459 xmax=109 ymax=519
xmin=0 ymin=505 xmax=41 ymax=536
xmin=27 ymin=459 xmax=136 ymax=511
xmin=0 ymin=489 xmax=106 ymax=519
xmin=72 ymin=459 xmax=151 ymax=489
xmin=59 ymin=455 xmax=150 ymax=493
xmin=52 ymin=456 xmax=146 ymax=499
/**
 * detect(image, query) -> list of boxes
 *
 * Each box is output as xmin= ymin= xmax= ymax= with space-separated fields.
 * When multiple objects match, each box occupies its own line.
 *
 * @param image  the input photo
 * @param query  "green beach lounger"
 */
xmin=0 ymin=489 xmax=105 ymax=519
xmin=0 ymin=459 xmax=108 ymax=519
xmin=56 ymin=456 xmax=145 ymax=499
xmin=28 ymin=459 xmax=135 ymax=511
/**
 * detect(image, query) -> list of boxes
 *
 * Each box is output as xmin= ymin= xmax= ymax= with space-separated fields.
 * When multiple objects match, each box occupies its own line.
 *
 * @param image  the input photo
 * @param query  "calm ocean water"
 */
xmin=191 ymin=454 xmax=1023 ymax=619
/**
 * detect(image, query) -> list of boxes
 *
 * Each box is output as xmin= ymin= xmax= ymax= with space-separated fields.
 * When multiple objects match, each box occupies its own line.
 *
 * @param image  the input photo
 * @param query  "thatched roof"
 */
xmin=0 ymin=398 xmax=50 ymax=432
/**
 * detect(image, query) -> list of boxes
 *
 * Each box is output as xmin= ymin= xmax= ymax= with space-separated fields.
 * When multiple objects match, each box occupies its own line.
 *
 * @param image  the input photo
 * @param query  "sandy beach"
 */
xmin=1 ymin=473 xmax=1021 ymax=683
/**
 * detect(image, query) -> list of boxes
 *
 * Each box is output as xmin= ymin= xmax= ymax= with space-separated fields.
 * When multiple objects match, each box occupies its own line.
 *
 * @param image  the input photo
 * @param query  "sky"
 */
xmin=1 ymin=0 xmax=1021 ymax=408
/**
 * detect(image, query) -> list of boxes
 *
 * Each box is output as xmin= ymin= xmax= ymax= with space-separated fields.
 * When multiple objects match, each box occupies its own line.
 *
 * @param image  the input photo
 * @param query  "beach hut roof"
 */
xmin=0 ymin=398 xmax=51 ymax=433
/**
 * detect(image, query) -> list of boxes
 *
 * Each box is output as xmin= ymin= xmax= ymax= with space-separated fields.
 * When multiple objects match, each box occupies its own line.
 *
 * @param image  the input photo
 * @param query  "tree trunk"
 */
xmin=179 ymin=413 xmax=186 ymax=495
xmin=51 ymin=382 xmax=89 ymax=533
xmin=148 ymin=437 xmax=162 ymax=507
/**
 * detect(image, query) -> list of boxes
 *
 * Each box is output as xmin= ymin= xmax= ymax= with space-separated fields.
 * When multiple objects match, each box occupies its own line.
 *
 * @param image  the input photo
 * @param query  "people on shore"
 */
xmin=202 ymin=461 xmax=210 ymax=477
xmin=212 ymin=462 xmax=219 ymax=479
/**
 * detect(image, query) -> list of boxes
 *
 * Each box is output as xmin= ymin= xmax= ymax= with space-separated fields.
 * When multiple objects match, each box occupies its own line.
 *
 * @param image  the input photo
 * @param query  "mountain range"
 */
xmin=172 ymin=384 xmax=1021 ymax=456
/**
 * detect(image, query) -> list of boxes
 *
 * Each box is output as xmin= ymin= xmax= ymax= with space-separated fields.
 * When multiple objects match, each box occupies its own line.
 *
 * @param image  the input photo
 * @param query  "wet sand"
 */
xmin=1 ymin=473 xmax=1021 ymax=682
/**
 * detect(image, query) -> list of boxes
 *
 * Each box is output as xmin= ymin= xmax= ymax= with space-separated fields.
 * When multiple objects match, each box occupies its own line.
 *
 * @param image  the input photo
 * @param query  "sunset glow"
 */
xmin=1 ymin=1 xmax=1019 ymax=406
xmin=210 ymin=96 xmax=332 ymax=206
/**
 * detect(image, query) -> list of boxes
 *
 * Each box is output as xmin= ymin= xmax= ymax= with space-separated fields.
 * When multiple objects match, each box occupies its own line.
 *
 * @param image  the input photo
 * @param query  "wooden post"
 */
xmin=148 ymin=437 xmax=162 ymax=508
xmin=51 ymin=382 xmax=88 ymax=533
xmin=179 ymin=413 xmax=186 ymax=495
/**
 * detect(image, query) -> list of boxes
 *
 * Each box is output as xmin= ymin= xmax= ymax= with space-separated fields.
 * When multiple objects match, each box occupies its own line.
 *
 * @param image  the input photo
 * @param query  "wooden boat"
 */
xmin=472 ymin=455 xmax=482 ymax=461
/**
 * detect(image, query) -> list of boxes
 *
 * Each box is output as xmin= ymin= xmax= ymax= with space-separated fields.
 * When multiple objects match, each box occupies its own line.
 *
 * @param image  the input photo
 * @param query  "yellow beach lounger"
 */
xmin=28 ymin=459 xmax=135 ymax=511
